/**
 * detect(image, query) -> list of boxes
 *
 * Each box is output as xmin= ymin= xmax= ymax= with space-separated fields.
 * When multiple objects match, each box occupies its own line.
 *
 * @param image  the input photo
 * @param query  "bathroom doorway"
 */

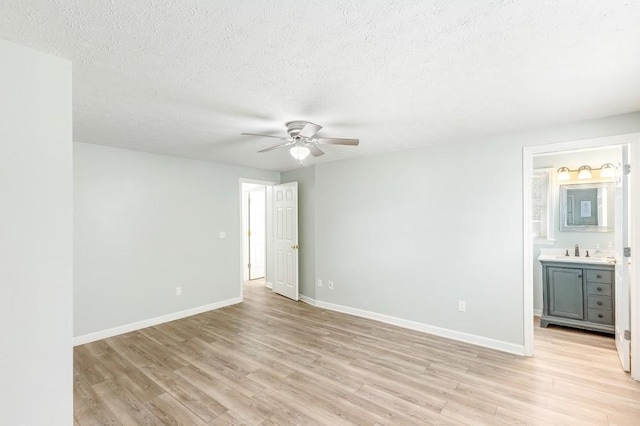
xmin=523 ymin=133 xmax=640 ymax=380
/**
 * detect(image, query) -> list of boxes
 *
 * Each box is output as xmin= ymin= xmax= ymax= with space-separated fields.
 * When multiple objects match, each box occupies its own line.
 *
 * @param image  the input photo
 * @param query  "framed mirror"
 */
xmin=559 ymin=182 xmax=614 ymax=232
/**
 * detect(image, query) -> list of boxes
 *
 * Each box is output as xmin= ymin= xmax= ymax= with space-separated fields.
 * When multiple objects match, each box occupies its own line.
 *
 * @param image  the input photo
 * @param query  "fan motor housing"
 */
xmin=285 ymin=120 xmax=309 ymax=138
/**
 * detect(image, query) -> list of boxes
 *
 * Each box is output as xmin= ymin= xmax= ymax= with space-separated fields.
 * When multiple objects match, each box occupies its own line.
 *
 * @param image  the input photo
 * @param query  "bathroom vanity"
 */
xmin=539 ymin=256 xmax=615 ymax=334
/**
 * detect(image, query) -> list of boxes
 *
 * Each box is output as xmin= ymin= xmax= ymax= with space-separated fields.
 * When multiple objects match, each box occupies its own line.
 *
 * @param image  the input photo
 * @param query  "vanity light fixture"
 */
xmin=557 ymin=167 xmax=571 ymax=181
xmin=577 ymin=165 xmax=592 ymax=180
xmin=556 ymin=163 xmax=616 ymax=180
xmin=599 ymin=162 xmax=615 ymax=178
xmin=289 ymin=145 xmax=310 ymax=161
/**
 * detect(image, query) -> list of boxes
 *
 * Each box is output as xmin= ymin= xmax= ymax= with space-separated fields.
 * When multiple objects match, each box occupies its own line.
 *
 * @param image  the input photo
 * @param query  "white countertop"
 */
xmin=537 ymin=254 xmax=615 ymax=265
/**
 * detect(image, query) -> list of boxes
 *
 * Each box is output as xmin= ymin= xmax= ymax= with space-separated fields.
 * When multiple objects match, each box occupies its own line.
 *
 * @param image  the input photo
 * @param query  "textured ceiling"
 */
xmin=1 ymin=1 xmax=640 ymax=171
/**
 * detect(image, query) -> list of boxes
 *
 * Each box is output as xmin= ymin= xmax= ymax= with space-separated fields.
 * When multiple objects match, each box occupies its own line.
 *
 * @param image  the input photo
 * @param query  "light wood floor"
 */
xmin=74 ymin=284 xmax=640 ymax=425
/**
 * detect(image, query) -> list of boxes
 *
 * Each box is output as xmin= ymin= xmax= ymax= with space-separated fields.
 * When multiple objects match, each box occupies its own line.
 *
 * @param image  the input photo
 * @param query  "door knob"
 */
xmin=291 ymin=244 xmax=299 ymax=249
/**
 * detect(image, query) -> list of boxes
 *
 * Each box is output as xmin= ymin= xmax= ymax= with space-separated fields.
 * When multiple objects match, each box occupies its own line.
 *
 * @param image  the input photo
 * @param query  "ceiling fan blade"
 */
xmin=316 ymin=138 xmax=359 ymax=146
xmin=257 ymin=141 xmax=294 ymax=153
xmin=307 ymin=144 xmax=325 ymax=157
xmin=241 ymin=132 xmax=287 ymax=140
xmin=298 ymin=122 xmax=322 ymax=138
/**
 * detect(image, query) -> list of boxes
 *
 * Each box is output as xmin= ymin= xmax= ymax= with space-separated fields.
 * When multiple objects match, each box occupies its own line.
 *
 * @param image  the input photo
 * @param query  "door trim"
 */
xmin=523 ymin=132 xmax=640 ymax=379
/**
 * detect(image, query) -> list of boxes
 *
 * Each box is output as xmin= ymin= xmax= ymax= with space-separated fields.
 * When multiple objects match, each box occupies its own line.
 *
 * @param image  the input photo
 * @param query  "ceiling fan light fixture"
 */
xmin=289 ymin=146 xmax=310 ymax=161
xmin=577 ymin=165 xmax=592 ymax=180
xmin=243 ymin=121 xmax=358 ymax=159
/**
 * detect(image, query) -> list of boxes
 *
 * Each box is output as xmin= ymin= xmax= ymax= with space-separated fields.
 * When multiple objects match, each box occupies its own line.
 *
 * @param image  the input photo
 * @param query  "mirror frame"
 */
xmin=559 ymin=181 xmax=614 ymax=232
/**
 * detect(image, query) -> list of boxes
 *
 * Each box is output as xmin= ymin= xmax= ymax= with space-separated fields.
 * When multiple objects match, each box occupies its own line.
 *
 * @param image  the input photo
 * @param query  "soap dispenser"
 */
xmin=594 ymin=244 xmax=603 ymax=258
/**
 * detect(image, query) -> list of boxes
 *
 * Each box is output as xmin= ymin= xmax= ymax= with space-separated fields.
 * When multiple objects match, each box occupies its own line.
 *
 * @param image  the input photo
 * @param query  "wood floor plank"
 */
xmin=92 ymin=379 xmax=162 ymax=425
xmin=74 ymin=345 xmax=114 ymax=385
xmin=74 ymin=283 xmax=640 ymax=425
xmin=144 ymin=393 xmax=206 ymax=425
xmin=96 ymin=351 xmax=165 ymax=402
xmin=354 ymin=383 xmax=463 ymax=425
xmin=140 ymin=362 xmax=228 ymax=421
xmin=174 ymin=364 xmax=271 ymax=425
xmin=73 ymin=369 xmax=121 ymax=425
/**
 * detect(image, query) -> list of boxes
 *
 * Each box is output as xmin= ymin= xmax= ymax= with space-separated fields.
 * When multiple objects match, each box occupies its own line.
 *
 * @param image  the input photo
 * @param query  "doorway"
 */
xmin=240 ymin=179 xmax=277 ymax=299
xmin=242 ymin=183 xmax=266 ymax=281
xmin=523 ymin=133 xmax=640 ymax=380
xmin=239 ymin=179 xmax=300 ymax=302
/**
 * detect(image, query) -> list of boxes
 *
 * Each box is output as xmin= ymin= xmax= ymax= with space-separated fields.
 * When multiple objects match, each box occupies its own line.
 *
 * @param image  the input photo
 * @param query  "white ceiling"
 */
xmin=1 ymin=1 xmax=640 ymax=172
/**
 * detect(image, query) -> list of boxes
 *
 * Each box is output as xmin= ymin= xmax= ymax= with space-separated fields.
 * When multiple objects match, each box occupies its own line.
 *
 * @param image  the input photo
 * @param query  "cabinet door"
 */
xmin=548 ymin=267 xmax=584 ymax=320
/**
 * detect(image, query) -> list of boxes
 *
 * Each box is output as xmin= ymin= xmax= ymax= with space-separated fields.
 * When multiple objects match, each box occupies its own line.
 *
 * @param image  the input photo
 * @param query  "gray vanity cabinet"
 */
xmin=547 ymin=267 xmax=584 ymax=320
xmin=540 ymin=261 xmax=614 ymax=334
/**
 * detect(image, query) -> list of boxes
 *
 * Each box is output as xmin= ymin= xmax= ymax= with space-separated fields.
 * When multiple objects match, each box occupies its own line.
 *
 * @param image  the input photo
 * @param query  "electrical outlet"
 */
xmin=328 ymin=281 xmax=334 ymax=290
xmin=176 ymin=287 xmax=182 ymax=296
xmin=458 ymin=300 xmax=466 ymax=312
xmin=317 ymin=279 xmax=323 ymax=288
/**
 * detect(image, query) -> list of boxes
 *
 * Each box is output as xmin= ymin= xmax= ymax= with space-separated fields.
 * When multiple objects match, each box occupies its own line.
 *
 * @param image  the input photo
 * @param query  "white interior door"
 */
xmin=273 ymin=182 xmax=298 ymax=301
xmin=248 ymin=188 xmax=266 ymax=279
xmin=614 ymin=145 xmax=631 ymax=372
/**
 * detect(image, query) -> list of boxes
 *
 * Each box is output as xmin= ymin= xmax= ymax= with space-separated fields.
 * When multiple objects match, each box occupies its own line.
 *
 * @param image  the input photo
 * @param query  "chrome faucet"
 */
xmin=575 ymin=244 xmax=580 ymax=257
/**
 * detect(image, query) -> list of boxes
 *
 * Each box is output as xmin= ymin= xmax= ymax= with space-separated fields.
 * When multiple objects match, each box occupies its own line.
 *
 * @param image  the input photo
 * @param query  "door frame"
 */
xmin=239 ymin=178 xmax=278 ymax=300
xmin=523 ymin=132 xmax=640 ymax=380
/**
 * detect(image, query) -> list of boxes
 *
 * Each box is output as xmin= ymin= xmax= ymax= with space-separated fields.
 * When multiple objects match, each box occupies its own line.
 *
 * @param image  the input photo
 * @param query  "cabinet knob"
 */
xmin=578 ymin=274 xmax=582 ymax=278
xmin=597 ymin=301 xmax=603 ymax=306
xmin=596 ymin=274 xmax=602 ymax=279
xmin=597 ymin=287 xmax=603 ymax=291
xmin=598 ymin=314 xmax=603 ymax=318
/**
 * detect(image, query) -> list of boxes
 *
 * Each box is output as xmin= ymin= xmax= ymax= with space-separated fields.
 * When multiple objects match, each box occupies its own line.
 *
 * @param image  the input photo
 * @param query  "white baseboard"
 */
xmin=306 ymin=298 xmax=525 ymax=356
xmin=299 ymin=294 xmax=316 ymax=305
xmin=265 ymin=281 xmax=273 ymax=289
xmin=73 ymin=297 xmax=242 ymax=346
xmin=533 ymin=308 xmax=542 ymax=316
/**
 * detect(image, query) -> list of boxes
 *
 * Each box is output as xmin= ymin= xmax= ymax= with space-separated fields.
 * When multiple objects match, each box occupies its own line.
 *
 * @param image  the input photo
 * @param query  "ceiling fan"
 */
xmin=241 ymin=121 xmax=359 ymax=161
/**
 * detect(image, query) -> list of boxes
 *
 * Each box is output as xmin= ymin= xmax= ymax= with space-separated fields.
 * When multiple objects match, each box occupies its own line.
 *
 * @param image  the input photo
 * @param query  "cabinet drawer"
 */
xmin=587 ymin=282 xmax=612 ymax=297
xmin=586 ymin=270 xmax=612 ymax=284
xmin=587 ymin=296 xmax=613 ymax=310
xmin=587 ymin=308 xmax=613 ymax=324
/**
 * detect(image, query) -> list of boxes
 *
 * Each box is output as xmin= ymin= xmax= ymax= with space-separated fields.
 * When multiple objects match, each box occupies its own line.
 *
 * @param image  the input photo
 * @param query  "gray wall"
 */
xmin=0 ymin=39 xmax=73 ymax=424
xmin=281 ymin=166 xmax=316 ymax=300
xmin=532 ymin=148 xmax=619 ymax=311
xmin=74 ymin=142 xmax=279 ymax=337
xmin=314 ymin=137 xmax=525 ymax=345
xmin=311 ymin=112 xmax=640 ymax=349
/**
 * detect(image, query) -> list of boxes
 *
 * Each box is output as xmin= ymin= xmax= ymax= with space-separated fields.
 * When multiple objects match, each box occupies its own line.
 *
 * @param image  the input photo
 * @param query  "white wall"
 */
xmin=0 ymin=39 xmax=72 ymax=424
xmin=281 ymin=166 xmax=316 ymax=300
xmin=312 ymin=112 xmax=640 ymax=352
xmin=74 ymin=143 xmax=279 ymax=339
